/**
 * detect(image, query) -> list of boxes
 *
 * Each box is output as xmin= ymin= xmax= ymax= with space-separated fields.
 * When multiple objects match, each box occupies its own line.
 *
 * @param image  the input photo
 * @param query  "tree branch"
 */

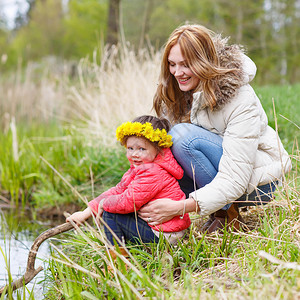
xmin=0 ymin=222 xmax=74 ymax=296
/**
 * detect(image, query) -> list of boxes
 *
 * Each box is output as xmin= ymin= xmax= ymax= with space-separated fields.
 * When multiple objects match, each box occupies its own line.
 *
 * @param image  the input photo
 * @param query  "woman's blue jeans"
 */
xmin=169 ymin=123 xmax=276 ymax=210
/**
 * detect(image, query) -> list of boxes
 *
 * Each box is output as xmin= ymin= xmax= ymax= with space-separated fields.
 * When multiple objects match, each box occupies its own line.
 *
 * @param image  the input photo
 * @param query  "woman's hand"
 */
xmin=66 ymin=207 xmax=92 ymax=225
xmin=138 ymin=197 xmax=198 ymax=225
xmin=138 ymin=198 xmax=182 ymax=226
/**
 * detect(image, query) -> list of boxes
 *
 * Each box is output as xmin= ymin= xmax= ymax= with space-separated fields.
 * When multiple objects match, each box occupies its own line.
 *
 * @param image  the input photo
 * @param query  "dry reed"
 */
xmin=0 ymin=46 xmax=161 ymax=147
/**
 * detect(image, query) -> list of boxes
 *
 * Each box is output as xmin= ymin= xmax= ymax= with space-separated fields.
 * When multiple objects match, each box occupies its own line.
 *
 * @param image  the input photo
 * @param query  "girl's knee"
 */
xmin=102 ymin=211 xmax=114 ymax=221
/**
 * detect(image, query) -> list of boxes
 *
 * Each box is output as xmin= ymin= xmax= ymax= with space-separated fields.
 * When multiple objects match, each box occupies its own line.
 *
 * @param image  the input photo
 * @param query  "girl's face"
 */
xmin=168 ymin=43 xmax=200 ymax=92
xmin=126 ymin=136 xmax=158 ymax=167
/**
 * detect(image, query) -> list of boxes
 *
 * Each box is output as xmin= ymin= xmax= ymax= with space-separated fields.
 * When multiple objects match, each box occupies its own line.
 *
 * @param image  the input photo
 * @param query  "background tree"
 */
xmin=63 ymin=0 xmax=107 ymax=59
xmin=106 ymin=0 xmax=120 ymax=46
xmin=1 ymin=0 xmax=299 ymax=84
xmin=14 ymin=0 xmax=36 ymax=30
xmin=11 ymin=0 xmax=64 ymax=61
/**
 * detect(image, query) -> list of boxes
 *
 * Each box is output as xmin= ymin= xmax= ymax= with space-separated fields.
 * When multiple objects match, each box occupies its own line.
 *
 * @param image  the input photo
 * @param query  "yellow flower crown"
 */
xmin=116 ymin=121 xmax=173 ymax=148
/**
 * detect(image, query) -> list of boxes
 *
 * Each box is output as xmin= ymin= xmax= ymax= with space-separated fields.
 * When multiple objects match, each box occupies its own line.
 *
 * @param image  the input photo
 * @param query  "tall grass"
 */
xmin=44 ymin=130 xmax=299 ymax=299
xmin=0 ymin=45 xmax=160 ymax=210
xmin=255 ymin=84 xmax=300 ymax=153
xmin=0 ymin=123 xmax=128 ymax=211
xmin=0 ymin=46 xmax=160 ymax=143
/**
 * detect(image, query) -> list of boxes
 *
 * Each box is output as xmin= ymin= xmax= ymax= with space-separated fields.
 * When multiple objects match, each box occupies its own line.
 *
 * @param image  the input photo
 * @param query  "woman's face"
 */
xmin=168 ymin=43 xmax=200 ymax=92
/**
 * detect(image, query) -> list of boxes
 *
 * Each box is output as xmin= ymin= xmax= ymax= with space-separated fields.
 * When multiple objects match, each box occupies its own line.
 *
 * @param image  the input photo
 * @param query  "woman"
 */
xmin=138 ymin=24 xmax=291 ymax=233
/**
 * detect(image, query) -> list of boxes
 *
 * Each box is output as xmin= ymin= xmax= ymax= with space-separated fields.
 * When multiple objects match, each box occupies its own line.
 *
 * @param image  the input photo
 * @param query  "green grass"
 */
xmin=255 ymin=84 xmax=300 ymax=153
xmin=0 ymin=122 xmax=128 ymax=212
xmin=41 ymin=83 xmax=299 ymax=299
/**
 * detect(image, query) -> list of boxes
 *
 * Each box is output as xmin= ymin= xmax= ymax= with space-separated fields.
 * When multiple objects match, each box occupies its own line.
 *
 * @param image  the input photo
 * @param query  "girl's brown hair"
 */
xmin=123 ymin=115 xmax=171 ymax=152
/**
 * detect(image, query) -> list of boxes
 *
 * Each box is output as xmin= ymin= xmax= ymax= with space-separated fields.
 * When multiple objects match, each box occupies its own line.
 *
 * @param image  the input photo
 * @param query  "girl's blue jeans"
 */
xmin=102 ymin=211 xmax=159 ymax=245
xmin=169 ymin=123 xmax=277 ymax=210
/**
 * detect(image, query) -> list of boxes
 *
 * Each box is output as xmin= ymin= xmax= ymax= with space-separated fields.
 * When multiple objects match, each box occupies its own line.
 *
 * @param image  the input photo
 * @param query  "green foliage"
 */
xmin=0 ymin=122 xmax=128 ymax=210
xmin=2 ymin=0 xmax=300 ymax=84
xmin=123 ymin=0 xmax=300 ymax=85
xmin=1 ymin=0 xmax=300 ymax=84
xmin=9 ymin=0 xmax=107 ymax=64
xmin=12 ymin=0 xmax=65 ymax=62
xmin=63 ymin=0 xmax=108 ymax=59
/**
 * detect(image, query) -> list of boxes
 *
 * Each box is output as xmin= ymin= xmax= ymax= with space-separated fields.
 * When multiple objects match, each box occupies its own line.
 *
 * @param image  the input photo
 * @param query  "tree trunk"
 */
xmin=106 ymin=0 xmax=121 ymax=46
xmin=139 ymin=0 xmax=154 ymax=49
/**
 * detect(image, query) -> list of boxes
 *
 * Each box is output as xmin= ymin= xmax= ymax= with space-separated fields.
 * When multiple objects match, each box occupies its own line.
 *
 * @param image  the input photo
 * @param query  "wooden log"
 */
xmin=0 ymin=222 xmax=74 ymax=295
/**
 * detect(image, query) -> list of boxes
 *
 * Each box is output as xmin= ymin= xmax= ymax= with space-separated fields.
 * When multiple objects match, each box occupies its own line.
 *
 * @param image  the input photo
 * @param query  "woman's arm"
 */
xmin=138 ymin=197 xmax=198 ymax=226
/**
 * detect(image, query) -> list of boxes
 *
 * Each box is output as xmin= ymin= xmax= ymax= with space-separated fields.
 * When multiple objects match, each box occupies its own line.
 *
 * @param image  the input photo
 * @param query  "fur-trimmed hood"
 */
xmin=200 ymin=35 xmax=257 ymax=110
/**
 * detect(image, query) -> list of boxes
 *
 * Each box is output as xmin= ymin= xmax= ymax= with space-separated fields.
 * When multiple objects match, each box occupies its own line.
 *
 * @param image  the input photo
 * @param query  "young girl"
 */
xmin=67 ymin=115 xmax=190 ymax=245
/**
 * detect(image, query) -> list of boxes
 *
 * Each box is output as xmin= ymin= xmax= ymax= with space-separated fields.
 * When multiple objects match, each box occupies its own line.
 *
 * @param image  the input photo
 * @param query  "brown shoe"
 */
xmin=206 ymin=203 xmax=244 ymax=234
xmin=201 ymin=214 xmax=215 ymax=232
xmin=105 ymin=247 xmax=129 ymax=275
xmin=226 ymin=203 xmax=243 ymax=231
xmin=206 ymin=209 xmax=227 ymax=233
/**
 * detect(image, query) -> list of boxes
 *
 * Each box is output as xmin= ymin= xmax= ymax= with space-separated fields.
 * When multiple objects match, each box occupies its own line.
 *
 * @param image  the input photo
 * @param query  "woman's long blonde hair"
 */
xmin=153 ymin=24 xmax=239 ymax=123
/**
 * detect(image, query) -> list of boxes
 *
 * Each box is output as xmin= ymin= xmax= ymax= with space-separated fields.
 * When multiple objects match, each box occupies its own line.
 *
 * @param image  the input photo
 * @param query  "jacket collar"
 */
xmin=193 ymin=36 xmax=254 ymax=110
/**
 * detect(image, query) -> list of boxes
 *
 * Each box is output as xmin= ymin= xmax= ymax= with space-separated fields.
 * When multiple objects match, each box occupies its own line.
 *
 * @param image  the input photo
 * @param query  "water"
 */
xmin=0 ymin=208 xmax=53 ymax=299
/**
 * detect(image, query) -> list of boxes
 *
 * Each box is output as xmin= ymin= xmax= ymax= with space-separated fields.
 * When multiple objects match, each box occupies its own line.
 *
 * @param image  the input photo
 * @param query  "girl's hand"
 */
xmin=66 ymin=207 xmax=92 ymax=225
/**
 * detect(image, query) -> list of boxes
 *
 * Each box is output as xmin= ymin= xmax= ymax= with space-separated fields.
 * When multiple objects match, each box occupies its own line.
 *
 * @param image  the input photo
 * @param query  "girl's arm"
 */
xmin=66 ymin=200 xmax=104 ymax=225
xmin=66 ymin=207 xmax=92 ymax=224
xmin=88 ymin=169 xmax=131 ymax=214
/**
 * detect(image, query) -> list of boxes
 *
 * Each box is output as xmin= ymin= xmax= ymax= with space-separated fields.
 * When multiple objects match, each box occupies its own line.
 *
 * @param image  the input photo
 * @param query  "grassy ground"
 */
xmin=46 ymin=179 xmax=300 ymax=299
xmin=0 ymin=47 xmax=299 ymax=298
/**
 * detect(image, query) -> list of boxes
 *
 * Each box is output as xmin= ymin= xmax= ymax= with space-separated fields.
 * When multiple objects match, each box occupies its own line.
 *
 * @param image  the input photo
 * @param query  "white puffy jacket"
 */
xmin=189 ymin=54 xmax=291 ymax=216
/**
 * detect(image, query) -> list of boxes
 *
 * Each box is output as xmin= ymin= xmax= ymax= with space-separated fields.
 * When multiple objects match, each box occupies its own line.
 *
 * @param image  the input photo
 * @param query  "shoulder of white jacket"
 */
xmin=240 ymin=54 xmax=257 ymax=84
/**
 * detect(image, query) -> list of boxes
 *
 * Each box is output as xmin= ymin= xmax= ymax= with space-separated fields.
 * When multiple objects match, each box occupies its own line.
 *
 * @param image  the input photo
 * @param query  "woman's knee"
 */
xmin=170 ymin=123 xmax=193 ymax=145
xmin=170 ymin=123 xmax=222 ymax=149
xmin=170 ymin=123 xmax=197 ymax=157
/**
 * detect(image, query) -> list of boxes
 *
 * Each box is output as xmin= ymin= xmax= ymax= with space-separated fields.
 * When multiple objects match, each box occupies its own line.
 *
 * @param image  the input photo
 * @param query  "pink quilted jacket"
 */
xmin=89 ymin=148 xmax=191 ymax=232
